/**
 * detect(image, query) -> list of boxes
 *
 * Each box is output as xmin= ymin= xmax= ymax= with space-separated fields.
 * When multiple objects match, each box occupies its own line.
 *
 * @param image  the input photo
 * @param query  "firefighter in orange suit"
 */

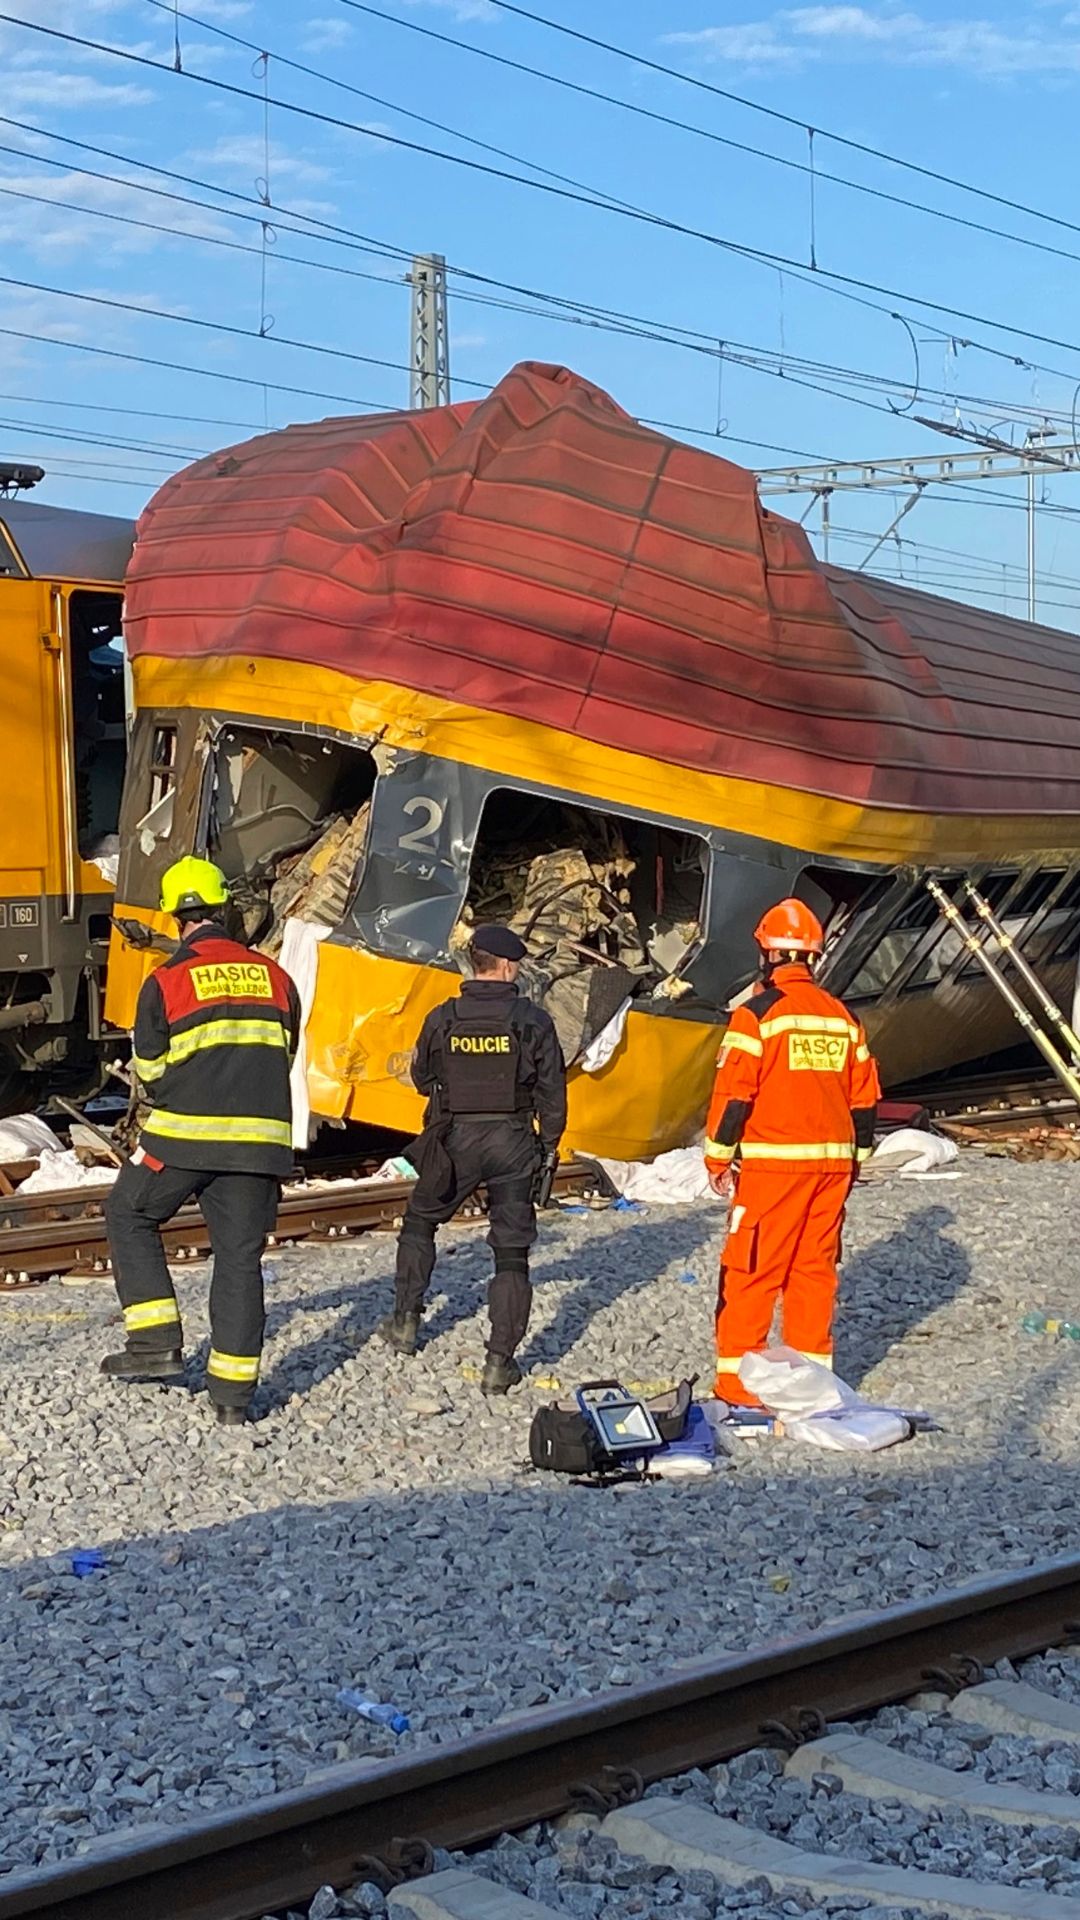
xmin=703 ymin=898 xmax=880 ymax=1406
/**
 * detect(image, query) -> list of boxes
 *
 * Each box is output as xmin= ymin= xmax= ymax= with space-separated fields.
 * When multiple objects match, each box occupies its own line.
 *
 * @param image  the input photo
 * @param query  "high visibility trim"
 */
xmin=144 ymin=1110 xmax=293 ymax=1148
xmin=123 ymin=1297 xmax=180 ymax=1331
xmin=715 ymin=1357 xmax=743 ymax=1375
xmin=132 ymin=1052 xmax=168 ymax=1084
xmin=721 ymin=1030 xmax=763 ymax=1058
xmin=856 ymin=1146 xmax=872 ymax=1163
xmin=704 ymin=1138 xmax=736 ymax=1162
xmin=164 ymin=1019 xmax=290 ymax=1068
xmin=798 ymin=1350 xmax=834 ymax=1368
xmin=855 ymin=1042 xmax=871 ymax=1062
xmin=758 ymin=1013 xmax=858 ymax=1042
xmin=206 ymin=1348 xmax=260 ymax=1383
xmin=739 ymin=1140 xmax=854 ymax=1161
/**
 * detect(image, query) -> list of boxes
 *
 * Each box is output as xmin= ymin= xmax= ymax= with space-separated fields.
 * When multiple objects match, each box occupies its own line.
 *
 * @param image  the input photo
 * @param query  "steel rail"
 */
xmin=2 ymin=1554 xmax=1080 ymax=1919
xmin=0 ymin=1160 xmax=610 ymax=1280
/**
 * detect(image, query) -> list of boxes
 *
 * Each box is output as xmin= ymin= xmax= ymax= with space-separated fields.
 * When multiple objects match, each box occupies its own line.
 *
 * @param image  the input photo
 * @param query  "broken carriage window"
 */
xmin=132 ymin=722 xmax=179 ymax=858
xmin=205 ymin=726 xmax=376 ymax=952
xmin=456 ymin=788 xmax=708 ymax=1063
xmin=149 ymin=724 xmax=177 ymax=808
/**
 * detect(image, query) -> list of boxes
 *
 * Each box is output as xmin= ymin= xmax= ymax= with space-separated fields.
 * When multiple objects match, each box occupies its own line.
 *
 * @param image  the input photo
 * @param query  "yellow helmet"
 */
xmin=160 ymin=855 xmax=230 ymax=915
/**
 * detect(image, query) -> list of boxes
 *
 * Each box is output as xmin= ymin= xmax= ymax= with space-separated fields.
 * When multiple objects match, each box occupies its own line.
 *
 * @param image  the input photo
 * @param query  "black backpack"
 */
xmin=528 ymin=1377 xmax=695 ymax=1475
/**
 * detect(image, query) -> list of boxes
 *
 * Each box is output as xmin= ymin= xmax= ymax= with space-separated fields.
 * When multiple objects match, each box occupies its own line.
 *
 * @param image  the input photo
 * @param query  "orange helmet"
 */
xmin=754 ymin=897 xmax=825 ymax=956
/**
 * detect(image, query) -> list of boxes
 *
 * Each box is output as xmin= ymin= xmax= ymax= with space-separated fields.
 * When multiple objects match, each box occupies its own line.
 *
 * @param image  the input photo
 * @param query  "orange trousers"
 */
xmin=714 ymin=1166 xmax=851 ymax=1407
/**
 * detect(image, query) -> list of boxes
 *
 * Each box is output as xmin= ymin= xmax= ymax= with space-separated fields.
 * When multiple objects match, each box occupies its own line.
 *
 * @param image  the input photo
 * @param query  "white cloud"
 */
xmin=400 ymin=0 xmax=498 ymax=21
xmin=665 ymin=5 xmax=1080 ymax=76
xmin=3 ymin=69 xmax=155 ymax=109
xmin=0 ymin=161 xmax=238 ymax=263
xmin=301 ymin=16 xmax=353 ymax=51
xmin=187 ymin=133 xmax=334 ymax=187
xmin=665 ymin=22 xmax=803 ymax=64
xmin=188 ymin=0 xmax=254 ymax=17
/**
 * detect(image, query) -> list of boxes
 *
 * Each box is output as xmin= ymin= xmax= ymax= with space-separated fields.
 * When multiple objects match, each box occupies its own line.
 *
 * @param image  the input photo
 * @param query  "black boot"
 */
xmin=377 ymin=1310 xmax=420 ymax=1356
xmin=100 ymin=1346 xmax=185 ymax=1382
xmin=481 ymin=1352 xmax=522 ymax=1396
xmin=215 ymin=1404 xmax=248 ymax=1427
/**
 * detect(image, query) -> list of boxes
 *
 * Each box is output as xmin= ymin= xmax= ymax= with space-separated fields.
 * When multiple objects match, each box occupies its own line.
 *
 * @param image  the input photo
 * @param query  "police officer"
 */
xmin=101 ymin=857 xmax=300 ymax=1425
xmin=379 ymin=925 xmax=567 ymax=1395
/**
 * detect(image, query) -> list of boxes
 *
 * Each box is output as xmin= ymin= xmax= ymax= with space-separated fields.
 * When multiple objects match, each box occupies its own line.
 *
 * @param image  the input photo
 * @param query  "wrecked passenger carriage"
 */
xmin=105 ymin=364 xmax=1080 ymax=1158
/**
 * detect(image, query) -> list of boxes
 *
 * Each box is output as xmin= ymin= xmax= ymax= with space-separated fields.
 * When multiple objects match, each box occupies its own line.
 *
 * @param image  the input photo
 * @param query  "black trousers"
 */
xmin=104 ymin=1158 xmax=279 ymax=1408
xmin=394 ymin=1117 xmax=539 ymax=1358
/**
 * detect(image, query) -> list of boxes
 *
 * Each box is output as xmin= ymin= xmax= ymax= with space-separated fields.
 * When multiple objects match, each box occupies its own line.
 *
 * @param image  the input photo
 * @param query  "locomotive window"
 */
xmin=68 ymin=589 xmax=125 ymax=856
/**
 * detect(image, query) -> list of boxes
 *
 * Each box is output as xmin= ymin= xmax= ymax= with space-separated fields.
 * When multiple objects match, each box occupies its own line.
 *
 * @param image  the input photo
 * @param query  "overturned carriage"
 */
xmin=105 ymin=363 xmax=1080 ymax=1157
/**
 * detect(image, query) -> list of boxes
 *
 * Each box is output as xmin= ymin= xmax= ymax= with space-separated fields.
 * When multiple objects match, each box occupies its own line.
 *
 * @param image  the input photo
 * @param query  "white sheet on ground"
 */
xmin=19 ymin=1148 xmax=117 ymax=1193
xmin=598 ymin=1143 xmax=716 ymax=1206
xmin=740 ymin=1345 xmax=911 ymax=1451
xmin=0 ymin=1113 xmax=60 ymax=1161
xmin=869 ymin=1127 xmax=959 ymax=1175
xmin=277 ymin=918 xmax=332 ymax=1151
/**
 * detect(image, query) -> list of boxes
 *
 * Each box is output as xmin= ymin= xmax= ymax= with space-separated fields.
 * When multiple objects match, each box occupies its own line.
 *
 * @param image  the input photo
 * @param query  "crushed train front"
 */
xmin=106 ymin=363 xmax=1080 ymax=1150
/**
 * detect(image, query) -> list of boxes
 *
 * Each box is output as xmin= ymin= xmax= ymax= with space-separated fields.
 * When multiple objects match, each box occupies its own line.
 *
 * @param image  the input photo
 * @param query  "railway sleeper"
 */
xmin=601 ymin=1797 xmax=1080 ymax=1919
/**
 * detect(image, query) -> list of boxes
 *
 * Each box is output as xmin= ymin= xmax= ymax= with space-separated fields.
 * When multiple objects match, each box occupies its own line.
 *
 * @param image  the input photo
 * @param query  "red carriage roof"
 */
xmin=124 ymin=360 xmax=1080 ymax=818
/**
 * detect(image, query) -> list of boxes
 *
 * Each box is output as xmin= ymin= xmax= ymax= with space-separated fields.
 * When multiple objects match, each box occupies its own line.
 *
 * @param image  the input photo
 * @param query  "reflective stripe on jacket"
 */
xmin=133 ymin=926 xmax=300 ymax=1175
xmin=704 ymin=963 xmax=880 ymax=1176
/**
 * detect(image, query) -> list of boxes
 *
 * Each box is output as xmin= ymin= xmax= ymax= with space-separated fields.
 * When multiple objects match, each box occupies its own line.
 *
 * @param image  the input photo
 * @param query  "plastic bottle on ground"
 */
xmin=1021 ymin=1311 xmax=1080 ymax=1340
xmin=336 ymin=1688 xmax=410 ymax=1733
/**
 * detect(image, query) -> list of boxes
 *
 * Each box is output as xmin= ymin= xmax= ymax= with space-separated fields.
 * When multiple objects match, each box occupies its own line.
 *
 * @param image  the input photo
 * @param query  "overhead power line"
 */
xmin=474 ymin=0 xmax=1080 ymax=251
xmin=8 ymin=117 xmax=1073 ymax=455
xmin=340 ymin=0 xmax=1080 ymax=276
xmin=10 ymin=12 xmax=1080 ymax=375
xmin=0 ymin=269 xmax=469 ymax=387
xmin=0 ymin=325 xmax=395 ymax=412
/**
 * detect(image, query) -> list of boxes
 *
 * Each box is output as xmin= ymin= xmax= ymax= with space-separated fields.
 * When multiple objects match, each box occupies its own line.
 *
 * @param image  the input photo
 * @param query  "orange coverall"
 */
xmin=703 ymin=962 xmax=881 ymax=1406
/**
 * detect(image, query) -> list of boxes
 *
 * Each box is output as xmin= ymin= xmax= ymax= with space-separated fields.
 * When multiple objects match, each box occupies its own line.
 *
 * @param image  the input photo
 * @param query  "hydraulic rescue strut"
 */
xmin=925 ymin=876 xmax=1080 ymax=1107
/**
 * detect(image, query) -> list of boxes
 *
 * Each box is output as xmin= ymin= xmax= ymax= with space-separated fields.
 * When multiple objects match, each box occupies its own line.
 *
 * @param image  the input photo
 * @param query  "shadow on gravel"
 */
xmin=3 ymin=1442 xmax=1080 ymax=1885
xmin=838 ymin=1203 xmax=971 ymax=1388
xmin=250 ymin=1213 xmax=714 ymax=1410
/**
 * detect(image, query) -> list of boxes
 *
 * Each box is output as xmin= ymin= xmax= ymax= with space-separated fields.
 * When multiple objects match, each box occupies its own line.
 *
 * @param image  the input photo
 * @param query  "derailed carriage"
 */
xmin=104 ymin=363 xmax=1080 ymax=1158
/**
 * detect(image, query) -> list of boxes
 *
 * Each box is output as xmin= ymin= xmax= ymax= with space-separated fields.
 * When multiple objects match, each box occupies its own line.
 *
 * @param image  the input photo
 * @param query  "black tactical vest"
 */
xmin=441 ymin=999 xmax=526 ymax=1115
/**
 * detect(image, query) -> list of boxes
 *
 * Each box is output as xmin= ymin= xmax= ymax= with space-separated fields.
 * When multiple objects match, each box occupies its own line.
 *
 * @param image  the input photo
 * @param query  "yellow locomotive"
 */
xmin=0 ymin=466 xmax=132 ymax=1108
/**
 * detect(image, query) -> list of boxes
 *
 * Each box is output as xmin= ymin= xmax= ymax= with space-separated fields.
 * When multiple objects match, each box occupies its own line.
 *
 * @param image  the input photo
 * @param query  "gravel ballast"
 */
xmin=1 ymin=1150 xmax=1079 ymax=1883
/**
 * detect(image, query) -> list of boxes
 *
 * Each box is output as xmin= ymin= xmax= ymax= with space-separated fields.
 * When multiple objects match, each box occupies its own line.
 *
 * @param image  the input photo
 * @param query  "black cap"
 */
xmin=471 ymin=923 xmax=528 ymax=961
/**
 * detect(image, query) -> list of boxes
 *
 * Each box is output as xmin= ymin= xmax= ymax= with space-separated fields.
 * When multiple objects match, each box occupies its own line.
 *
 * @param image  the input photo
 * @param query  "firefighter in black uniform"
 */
xmin=379 ymin=925 xmax=567 ymax=1395
xmin=101 ymin=857 xmax=300 ymax=1426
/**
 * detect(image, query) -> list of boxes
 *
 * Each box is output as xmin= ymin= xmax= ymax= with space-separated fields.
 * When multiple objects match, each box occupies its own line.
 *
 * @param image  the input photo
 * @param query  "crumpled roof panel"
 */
xmin=124 ymin=360 xmax=1080 ymax=817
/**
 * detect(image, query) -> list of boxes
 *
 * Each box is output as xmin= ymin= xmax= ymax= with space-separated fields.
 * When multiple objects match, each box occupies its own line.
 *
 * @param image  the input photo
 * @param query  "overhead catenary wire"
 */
xmin=1 ymin=169 xmax=1060 ymax=437
xmin=7 ymin=107 xmax=1080 ymax=441
xmin=338 ymin=0 xmax=1080 ymax=278
xmin=471 ymin=0 xmax=1080 ymax=253
xmin=0 ymin=325 xmax=395 ymax=412
xmin=0 ymin=269 xmax=481 ymax=387
xmin=11 ymin=13 xmax=1080 ymax=375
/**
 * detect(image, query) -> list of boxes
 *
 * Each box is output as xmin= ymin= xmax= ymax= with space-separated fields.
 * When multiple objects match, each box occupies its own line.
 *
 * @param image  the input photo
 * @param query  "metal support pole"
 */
xmin=409 ymin=253 xmax=451 ymax=411
xmin=926 ymin=879 xmax=1080 ymax=1107
xmin=820 ymin=488 xmax=831 ymax=563
xmin=1027 ymin=465 xmax=1036 ymax=622
xmin=962 ymin=880 xmax=1080 ymax=1063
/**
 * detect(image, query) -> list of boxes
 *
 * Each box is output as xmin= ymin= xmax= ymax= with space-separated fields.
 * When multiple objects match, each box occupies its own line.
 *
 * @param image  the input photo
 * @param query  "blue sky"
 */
xmin=6 ymin=0 xmax=1080 ymax=624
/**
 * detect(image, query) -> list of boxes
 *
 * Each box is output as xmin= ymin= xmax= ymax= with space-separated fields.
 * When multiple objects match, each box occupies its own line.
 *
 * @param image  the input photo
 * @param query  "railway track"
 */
xmin=3 ymin=1556 xmax=1080 ymax=1918
xmin=0 ymin=1159 xmax=612 ymax=1284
